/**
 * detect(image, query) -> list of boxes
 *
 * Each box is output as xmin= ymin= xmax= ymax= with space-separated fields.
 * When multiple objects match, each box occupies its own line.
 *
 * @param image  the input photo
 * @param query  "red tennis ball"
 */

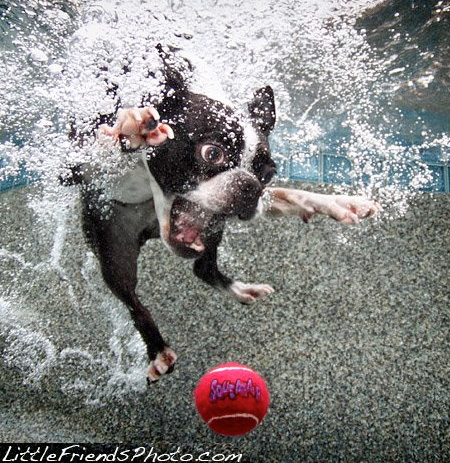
xmin=194 ymin=362 xmax=270 ymax=436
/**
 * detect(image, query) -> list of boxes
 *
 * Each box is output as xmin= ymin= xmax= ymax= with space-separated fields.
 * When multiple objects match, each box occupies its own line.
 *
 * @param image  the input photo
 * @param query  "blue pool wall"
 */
xmin=274 ymin=147 xmax=449 ymax=194
xmin=1 ymin=110 xmax=449 ymax=194
xmin=1 ymin=147 xmax=448 ymax=194
xmin=0 ymin=160 xmax=31 ymax=193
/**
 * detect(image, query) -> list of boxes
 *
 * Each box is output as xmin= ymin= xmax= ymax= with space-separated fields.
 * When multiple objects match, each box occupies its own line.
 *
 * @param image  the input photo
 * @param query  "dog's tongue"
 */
xmin=171 ymin=197 xmax=208 ymax=254
xmin=175 ymin=227 xmax=205 ymax=252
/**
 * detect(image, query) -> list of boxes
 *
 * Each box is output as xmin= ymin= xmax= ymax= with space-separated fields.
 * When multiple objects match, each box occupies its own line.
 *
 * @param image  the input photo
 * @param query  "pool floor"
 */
xmin=0 ymin=183 xmax=449 ymax=462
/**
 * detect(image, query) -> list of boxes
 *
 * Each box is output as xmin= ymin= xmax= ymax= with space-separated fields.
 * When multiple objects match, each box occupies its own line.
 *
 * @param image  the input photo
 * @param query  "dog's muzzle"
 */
xmin=166 ymin=170 xmax=263 ymax=257
xmin=184 ymin=169 xmax=263 ymax=219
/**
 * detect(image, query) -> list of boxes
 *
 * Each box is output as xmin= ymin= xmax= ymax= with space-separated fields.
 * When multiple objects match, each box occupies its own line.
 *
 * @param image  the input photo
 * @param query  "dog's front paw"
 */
xmin=147 ymin=347 xmax=178 ymax=382
xmin=330 ymin=195 xmax=382 ymax=224
xmin=97 ymin=106 xmax=174 ymax=150
xmin=266 ymin=188 xmax=381 ymax=224
xmin=228 ymin=281 xmax=275 ymax=304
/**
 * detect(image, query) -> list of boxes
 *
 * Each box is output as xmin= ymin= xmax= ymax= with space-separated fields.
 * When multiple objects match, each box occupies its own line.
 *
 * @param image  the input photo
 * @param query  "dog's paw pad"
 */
xmin=147 ymin=348 xmax=178 ymax=382
xmin=228 ymin=281 xmax=275 ymax=304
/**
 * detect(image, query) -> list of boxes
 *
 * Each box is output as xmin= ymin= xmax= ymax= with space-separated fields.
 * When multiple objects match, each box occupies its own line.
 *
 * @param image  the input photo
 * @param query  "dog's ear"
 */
xmin=156 ymin=44 xmax=191 ymax=119
xmin=156 ymin=44 xmax=191 ymax=93
xmin=248 ymin=86 xmax=276 ymax=135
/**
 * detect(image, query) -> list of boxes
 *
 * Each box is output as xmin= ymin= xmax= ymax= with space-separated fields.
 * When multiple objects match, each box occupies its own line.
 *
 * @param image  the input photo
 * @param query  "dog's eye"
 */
xmin=200 ymin=144 xmax=225 ymax=165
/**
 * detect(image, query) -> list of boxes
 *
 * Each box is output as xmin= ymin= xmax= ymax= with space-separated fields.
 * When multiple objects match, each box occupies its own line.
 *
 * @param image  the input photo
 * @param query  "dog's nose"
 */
xmin=232 ymin=176 xmax=263 ymax=220
xmin=240 ymin=177 xmax=263 ymax=199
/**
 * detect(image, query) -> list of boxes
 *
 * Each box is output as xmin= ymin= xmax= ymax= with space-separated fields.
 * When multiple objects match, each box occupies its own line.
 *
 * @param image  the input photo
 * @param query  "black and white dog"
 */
xmin=67 ymin=46 xmax=380 ymax=381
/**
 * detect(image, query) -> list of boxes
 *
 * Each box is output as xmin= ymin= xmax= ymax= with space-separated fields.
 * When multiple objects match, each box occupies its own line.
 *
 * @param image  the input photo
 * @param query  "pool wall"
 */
xmin=1 ymin=146 xmax=449 ymax=194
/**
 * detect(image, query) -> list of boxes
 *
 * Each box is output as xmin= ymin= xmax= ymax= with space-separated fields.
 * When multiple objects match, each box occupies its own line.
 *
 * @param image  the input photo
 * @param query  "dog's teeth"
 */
xmin=188 ymin=238 xmax=205 ymax=252
xmin=188 ymin=243 xmax=205 ymax=252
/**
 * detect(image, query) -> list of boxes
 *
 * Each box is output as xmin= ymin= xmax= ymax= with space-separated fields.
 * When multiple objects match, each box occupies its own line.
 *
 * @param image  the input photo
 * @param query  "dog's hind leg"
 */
xmin=81 ymin=193 xmax=177 ymax=382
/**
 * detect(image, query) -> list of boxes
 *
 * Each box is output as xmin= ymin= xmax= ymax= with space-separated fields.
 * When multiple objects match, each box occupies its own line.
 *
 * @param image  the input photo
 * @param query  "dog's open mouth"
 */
xmin=167 ymin=188 xmax=262 ymax=258
xmin=169 ymin=197 xmax=212 ymax=256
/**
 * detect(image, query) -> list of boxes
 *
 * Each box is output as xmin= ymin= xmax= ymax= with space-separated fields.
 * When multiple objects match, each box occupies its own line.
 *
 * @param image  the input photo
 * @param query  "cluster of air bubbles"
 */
xmin=264 ymin=1 xmax=442 ymax=216
xmin=3 ymin=324 xmax=57 ymax=387
xmin=1 ymin=283 xmax=149 ymax=404
xmin=0 ymin=0 xmax=173 ymax=192
xmin=1 ymin=0 xmax=442 ymax=213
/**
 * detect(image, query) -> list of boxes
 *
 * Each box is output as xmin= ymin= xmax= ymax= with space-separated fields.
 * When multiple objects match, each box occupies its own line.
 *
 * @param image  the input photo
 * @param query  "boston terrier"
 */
xmin=66 ymin=46 xmax=380 ymax=381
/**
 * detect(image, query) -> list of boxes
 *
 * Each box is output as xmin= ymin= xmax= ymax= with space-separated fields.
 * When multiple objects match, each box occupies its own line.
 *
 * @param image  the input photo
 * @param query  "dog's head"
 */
xmin=147 ymin=50 xmax=276 ymax=258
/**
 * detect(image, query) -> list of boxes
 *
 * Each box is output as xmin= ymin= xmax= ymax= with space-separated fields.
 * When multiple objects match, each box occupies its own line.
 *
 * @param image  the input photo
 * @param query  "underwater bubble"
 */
xmin=27 ymin=47 xmax=49 ymax=63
